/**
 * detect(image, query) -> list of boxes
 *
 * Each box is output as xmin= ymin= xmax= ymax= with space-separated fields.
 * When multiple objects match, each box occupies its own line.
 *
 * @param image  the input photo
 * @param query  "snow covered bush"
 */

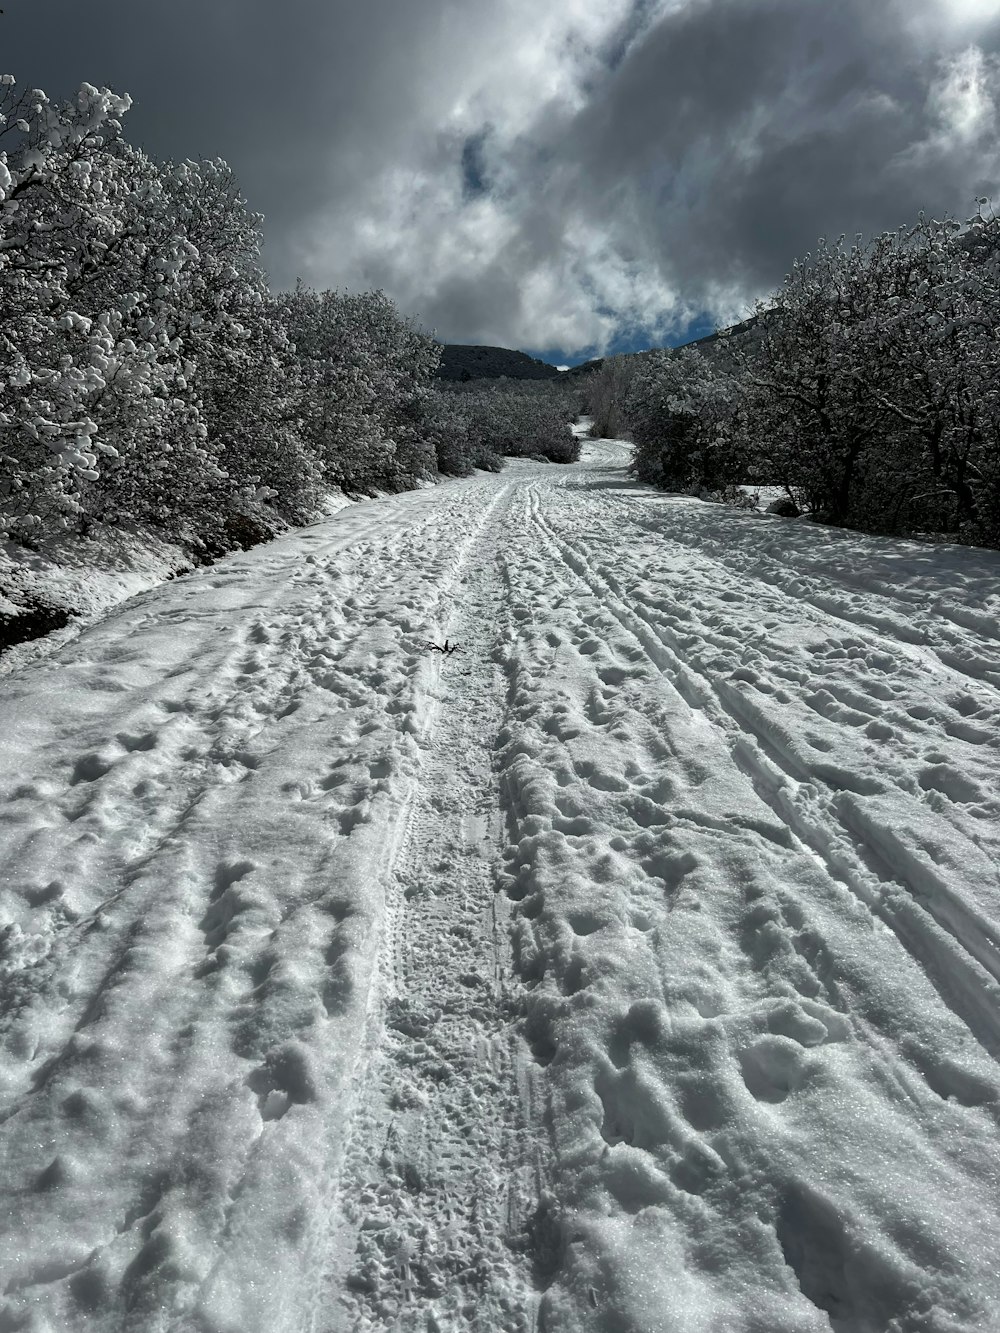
xmin=410 ymin=389 xmax=504 ymax=477
xmin=625 ymin=348 xmax=746 ymax=493
xmin=730 ymin=210 xmax=1000 ymax=543
xmin=872 ymin=208 xmax=1000 ymax=545
xmin=618 ymin=204 xmax=999 ymax=544
xmin=446 ymin=380 xmax=580 ymax=463
xmin=78 ymin=154 xmax=311 ymax=540
xmin=147 ymin=161 xmax=324 ymax=531
xmin=276 ymin=283 xmax=441 ymax=498
xmin=508 ymin=382 xmax=580 ymax=462
xmin=0 ymin=74 xmax=452 ymax=551
xmin=0 ymin=75 xmax=321 ymax=545
xmin=729 ymin=237 xmax=894 ymax=526
xmin=583 ymin=354 xmax=636 ymax=439
xmin=194 ymin=294 xmax=324 ymax=534
xmin=0 ymin=77 xmax=153 ymax=537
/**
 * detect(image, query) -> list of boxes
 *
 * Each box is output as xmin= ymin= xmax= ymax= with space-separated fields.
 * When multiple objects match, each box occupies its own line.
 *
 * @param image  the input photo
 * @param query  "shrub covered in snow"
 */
xmin=274 ymin=283 xmax=442 ymax=498
xmin=445 ymin=379 xmax=581 ymax=463
xmin=728 ymin=211 xmax=1000 ymax=544
xmin=582 ymin=353 xmax=637 ymax=440
xmin=409 ymin=390 xmax=505 ymax=477
xmin=623 ymin=205 xmax=1000 ymax=548
xmin=0 ymin=77 xmax=319 ymax=542
xmin=0 ymin=75 xmax=460 ymax=553
xmin=625 ymin=347 xmax=746 ymax=493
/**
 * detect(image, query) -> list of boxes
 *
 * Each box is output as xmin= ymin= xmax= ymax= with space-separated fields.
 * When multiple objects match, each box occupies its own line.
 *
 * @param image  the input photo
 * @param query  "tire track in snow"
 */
xmin=521 ymin=474 xmax=1000 ymax=1159
xmin=497 ymin=482 xmax=843 ymax=1322
xmin=487 ymin=470 xmax=1000 ymax=1329
xmin=578 ymin=480 xmax=1000 ymax=955
xmin=315 ymin=487 xmax=550 ymax=1333
xmin=487 ymin=481 xmax=996 ymax=1331
xmin=580 ymin=478 xmax=1000 ymax=695
xmin=529 ymin=482 xmax=1000 ymax=1062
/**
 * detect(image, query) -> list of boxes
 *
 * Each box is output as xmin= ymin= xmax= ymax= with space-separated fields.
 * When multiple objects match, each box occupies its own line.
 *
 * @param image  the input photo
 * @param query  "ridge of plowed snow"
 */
xmin=1 ymin=435 xmax=999 ymax=1332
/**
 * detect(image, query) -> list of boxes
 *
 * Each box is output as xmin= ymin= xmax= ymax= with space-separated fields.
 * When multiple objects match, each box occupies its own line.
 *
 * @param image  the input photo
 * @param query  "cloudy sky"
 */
xmin=6 ymin=0 xmax=1000 ymax=364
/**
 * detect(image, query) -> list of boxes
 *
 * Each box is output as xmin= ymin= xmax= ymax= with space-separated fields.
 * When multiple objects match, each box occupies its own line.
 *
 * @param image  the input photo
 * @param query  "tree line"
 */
xmin=586 ymin=208 xmax=1000 ymax=548
xmin=0 ymin=77 xmax=578 ymax=557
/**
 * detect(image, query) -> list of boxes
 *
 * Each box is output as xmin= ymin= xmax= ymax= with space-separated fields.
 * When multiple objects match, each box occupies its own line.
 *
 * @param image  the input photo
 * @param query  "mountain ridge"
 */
xmin=435 ymin=315 xmax=761 ymax=382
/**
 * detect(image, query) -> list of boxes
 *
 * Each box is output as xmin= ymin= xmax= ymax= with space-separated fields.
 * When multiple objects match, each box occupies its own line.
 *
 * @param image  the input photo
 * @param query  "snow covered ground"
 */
xmin=2 ymin=431 xmax=1000 ymax=1333
xmin=0 ymin=493 xmax=362 ymax=676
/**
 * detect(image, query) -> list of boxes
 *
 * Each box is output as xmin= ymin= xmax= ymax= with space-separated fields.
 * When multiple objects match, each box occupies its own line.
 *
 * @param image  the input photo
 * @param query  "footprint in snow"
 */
xmin=247 ymin=1041 xmax=318 ymax=1121
xmin=739 ymin=1034 xmax=822 ymax=1104
xmin=918 ymin=764 xmax=983 ymax=803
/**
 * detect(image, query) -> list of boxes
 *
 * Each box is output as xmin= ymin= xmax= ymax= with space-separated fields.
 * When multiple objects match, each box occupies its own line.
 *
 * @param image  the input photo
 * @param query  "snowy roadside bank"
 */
xmin=0 ymin=488 xmax=419 ymax=676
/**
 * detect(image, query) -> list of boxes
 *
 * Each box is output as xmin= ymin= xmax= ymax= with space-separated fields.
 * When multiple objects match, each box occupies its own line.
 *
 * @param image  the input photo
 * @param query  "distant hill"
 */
xmin=433 ymin=316 xmax=761 ymax=386
xmin=560 ymin=357 xmax=604 ymax=379
xmin=435 ymin=344 xmax=563 ymax=382
xmin=554 ymin=317 xmax=763 ymax=380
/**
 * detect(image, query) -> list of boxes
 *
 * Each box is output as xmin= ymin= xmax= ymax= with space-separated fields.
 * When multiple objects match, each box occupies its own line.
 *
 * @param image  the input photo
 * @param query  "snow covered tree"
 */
xmin=410 ymin=389 xmax=504 ymax=477
xmin=276 ymin=284 xmax=440 ymax=497
xmin=74 ymin=152 xmax=272 ymax=538
xmin=0 ymin=76 xmax=156 ymax=538
xmin=862 ymin=208 xmax=1000 ymax=541
xmin=583 ymin=354 xmax=637 ymax=439
xmin=444 ymin=379 xmax=579 ymax=463
xmin=0 ymin=79 xmax=245 ymax=540
xmin=727 ymin=237 xmax=885 ymax=525
xmin=0 ymin=75 xmax=331 ymax=546
xmin=150 ymin=162 xmax=323 ymax=532
xmin=625 ymin=347 xmax=745 ymax=493
xmin=729 ymin=210 xmax=1000 ymax=542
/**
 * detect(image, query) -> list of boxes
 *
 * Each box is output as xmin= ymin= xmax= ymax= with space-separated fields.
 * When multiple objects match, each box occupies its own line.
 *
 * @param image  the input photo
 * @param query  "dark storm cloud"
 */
xmin=460 ymin=131 xmax=492 ymax=202
xmin=542 ymin=0 xmax=1000 ymax=316
xmin=4 ymin=0 xmax=1000 ymax=355
xmin=2 ymin=0 xmax=463 ymax=282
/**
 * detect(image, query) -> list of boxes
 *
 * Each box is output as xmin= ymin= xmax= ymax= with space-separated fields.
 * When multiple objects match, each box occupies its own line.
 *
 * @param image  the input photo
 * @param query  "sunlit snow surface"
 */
xmin=2 ymin=433 xmax=1000 ymax=1332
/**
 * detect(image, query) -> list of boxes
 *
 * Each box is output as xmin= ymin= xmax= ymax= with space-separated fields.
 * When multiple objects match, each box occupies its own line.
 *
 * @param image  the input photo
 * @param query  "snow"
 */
xmin=0 ymin=526 xmax=194 ymax=676
xmin=2 ymin=432 xmax=1000 ymax=1331
xmin=0 ymin=492 xmax=363 ymax=677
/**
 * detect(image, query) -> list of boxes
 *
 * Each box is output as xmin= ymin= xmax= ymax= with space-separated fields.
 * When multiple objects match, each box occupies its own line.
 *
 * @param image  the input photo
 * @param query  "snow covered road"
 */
xmin=2 ymin=437 xmax=1000 ymax=1332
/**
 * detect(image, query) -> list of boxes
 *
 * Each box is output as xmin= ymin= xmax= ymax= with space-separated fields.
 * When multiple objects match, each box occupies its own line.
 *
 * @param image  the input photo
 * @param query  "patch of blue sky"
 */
xmin=522 ymin=312 xmax=724 ymax=369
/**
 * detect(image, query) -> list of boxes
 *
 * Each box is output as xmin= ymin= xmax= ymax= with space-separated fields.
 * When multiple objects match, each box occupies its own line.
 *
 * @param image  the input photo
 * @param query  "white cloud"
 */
xmin=281 ymin=1 xmax=680 ymax=354
xmin=930 ymin=45 xmax=998 ymax=140
xmin=928 ymin=0 xmax=1000 ymax=32
xmin=21 ymin=0 xmax=998 ymax=357
xmin=891 ymin=45 xmax=1000 ymax=192
xmin=279 ymin=0 xmax=998 ymax=354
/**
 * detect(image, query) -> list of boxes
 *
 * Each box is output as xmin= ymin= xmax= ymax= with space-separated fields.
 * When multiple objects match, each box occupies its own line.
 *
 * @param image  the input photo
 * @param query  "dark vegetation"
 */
xmin=0 ymin=595 xmax=70 ymax=654
xmin=583 ymin=211 xmax=1000 ymax=548
xmin=435 ymin=379 xmax=581 ymax=467
xmin=435 ymin=344 xmax=563 ymax=382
